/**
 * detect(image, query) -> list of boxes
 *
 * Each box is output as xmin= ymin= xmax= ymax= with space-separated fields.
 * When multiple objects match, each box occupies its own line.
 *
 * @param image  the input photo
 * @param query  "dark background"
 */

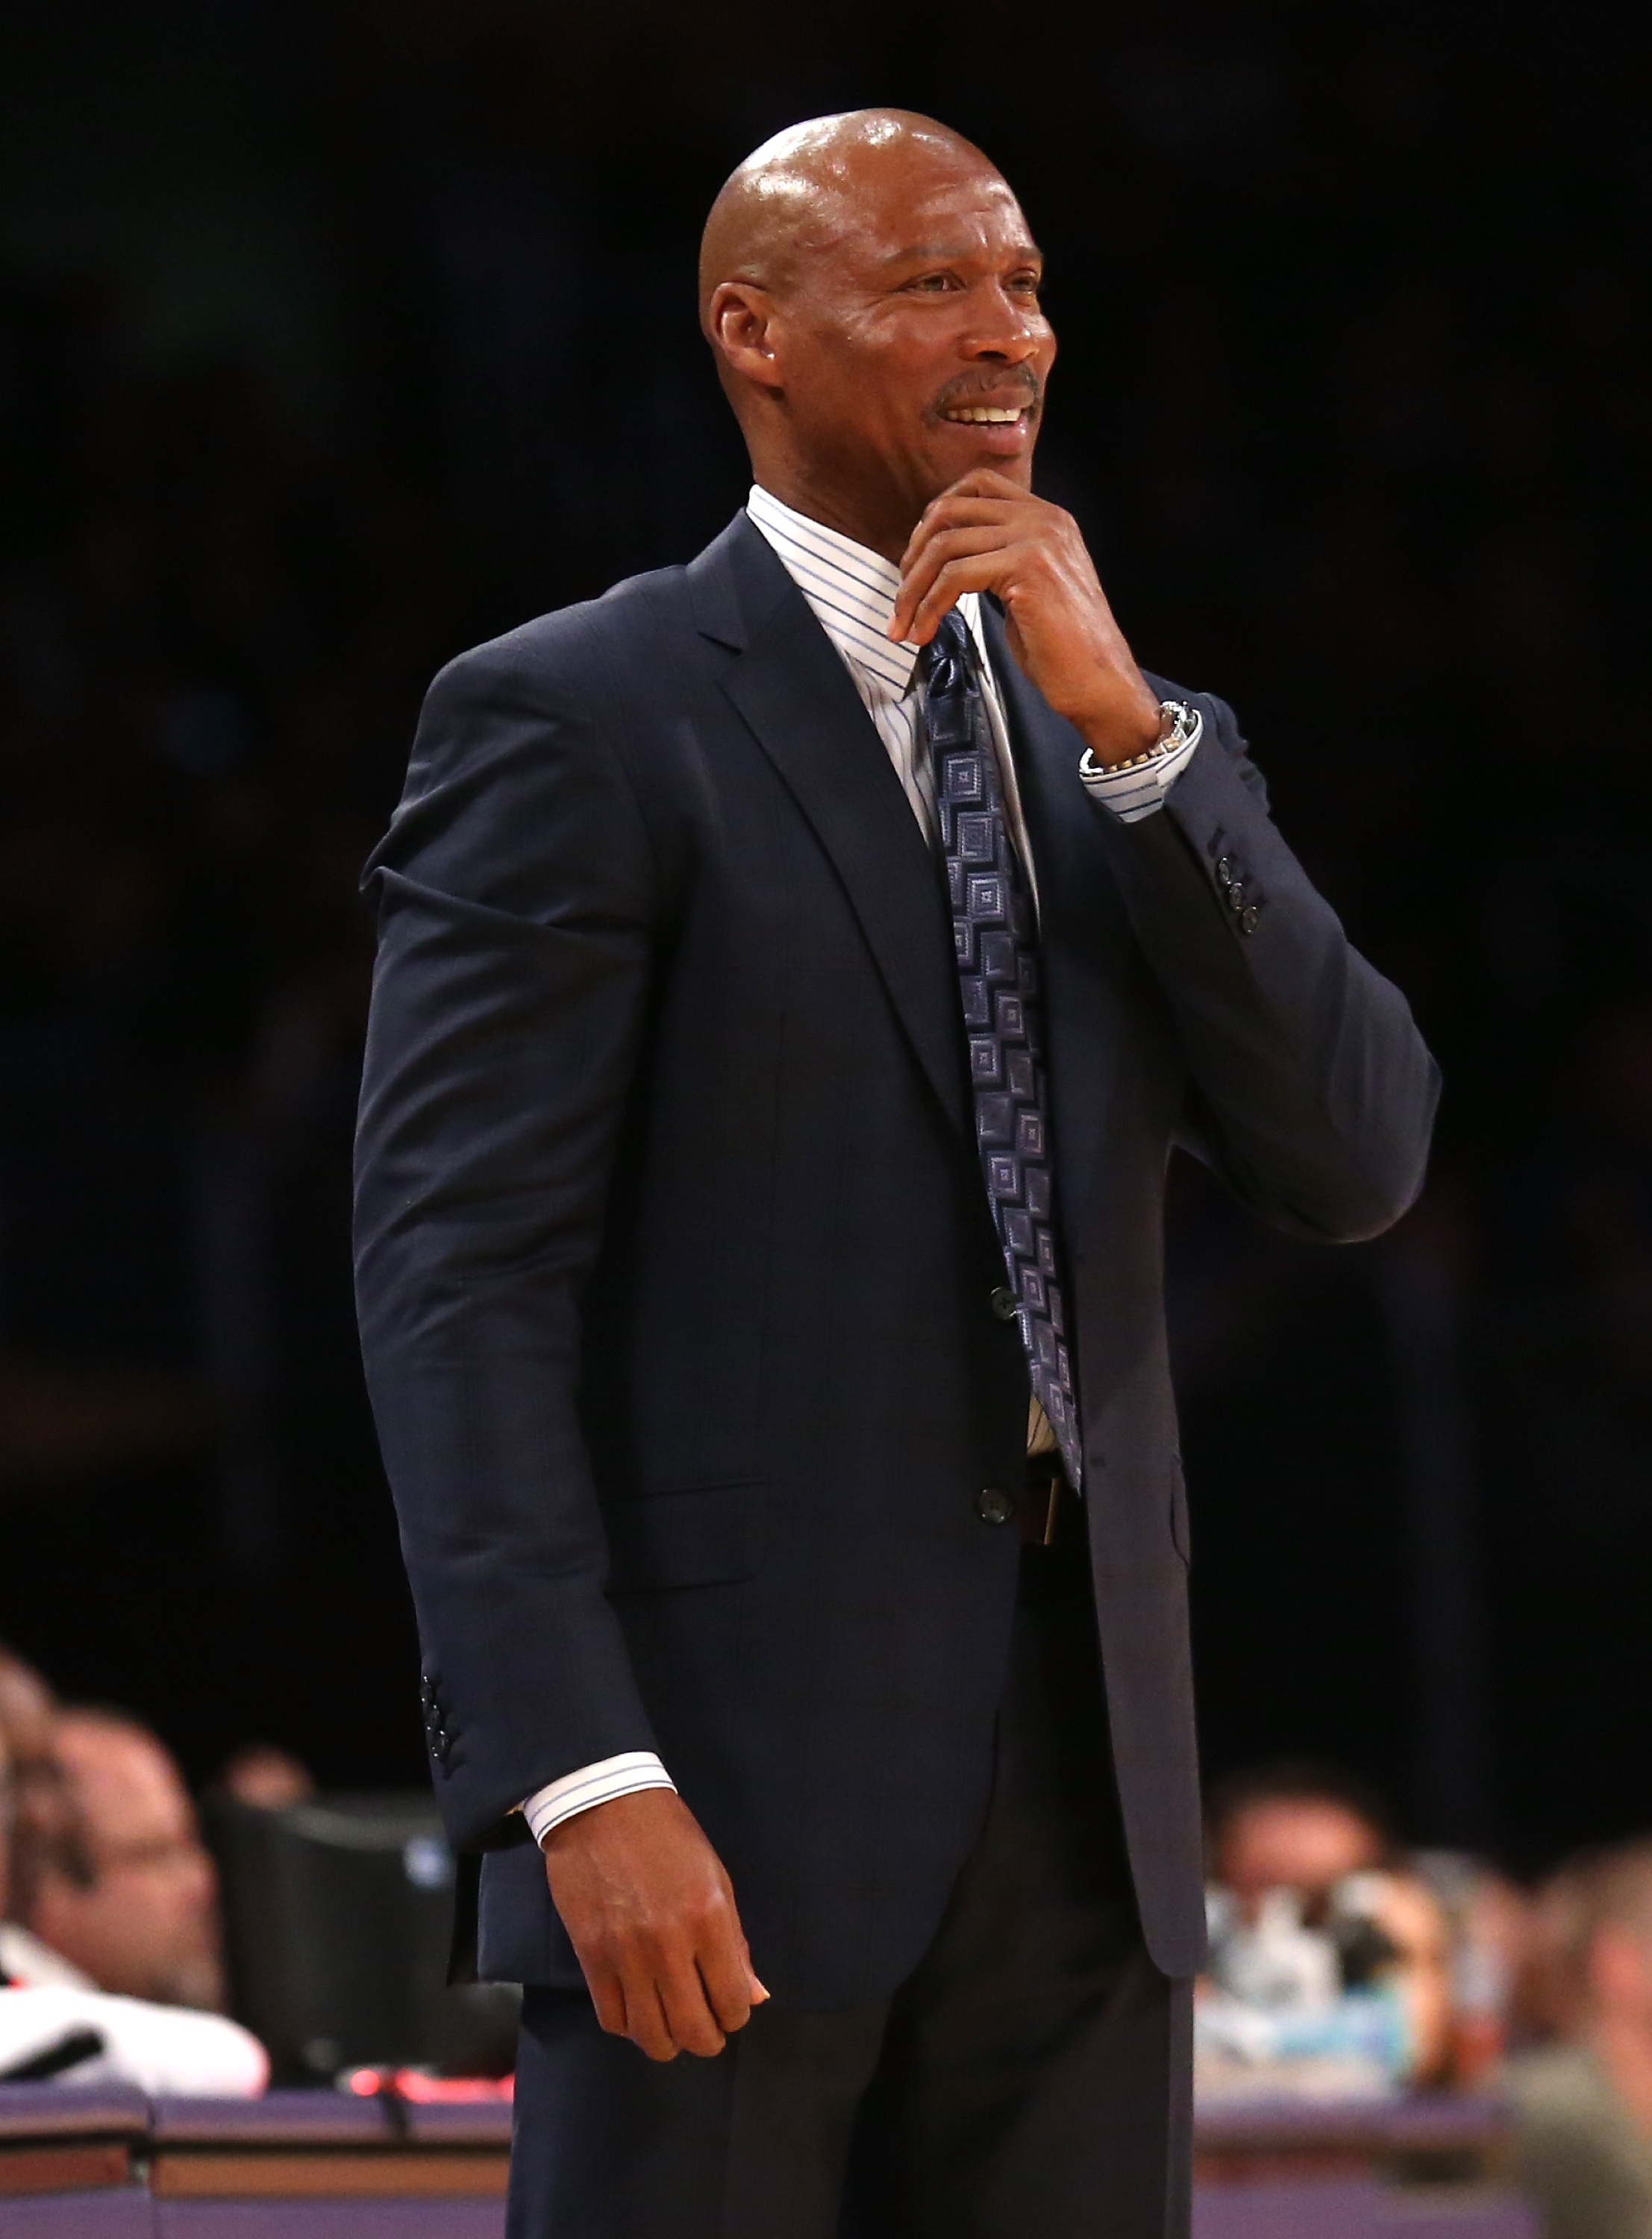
xmin=0 ymin=0 xmax=1647 ymax=1874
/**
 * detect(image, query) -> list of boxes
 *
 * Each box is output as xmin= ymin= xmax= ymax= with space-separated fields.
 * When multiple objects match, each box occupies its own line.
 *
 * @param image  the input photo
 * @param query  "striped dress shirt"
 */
xmin=747 ymin=482 xmax=1200 ymax=837
xmin=525 ymin=487 xmax=1198 ymax=1845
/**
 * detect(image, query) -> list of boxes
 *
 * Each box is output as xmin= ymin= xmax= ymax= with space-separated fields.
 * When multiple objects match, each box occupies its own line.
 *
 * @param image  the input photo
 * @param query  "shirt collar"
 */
xmin=746 ymin=484 xmax=922 ymax=694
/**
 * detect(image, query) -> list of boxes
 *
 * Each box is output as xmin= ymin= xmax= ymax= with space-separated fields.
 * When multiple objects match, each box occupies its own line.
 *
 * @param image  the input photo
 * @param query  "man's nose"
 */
xmin=962 ymin=296 xmax=1046 ymax=363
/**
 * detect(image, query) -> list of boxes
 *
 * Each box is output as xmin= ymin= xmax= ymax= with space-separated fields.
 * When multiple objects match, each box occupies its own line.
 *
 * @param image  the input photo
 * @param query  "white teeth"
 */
xmin=945 ymin=405 xmax=1025 ymax=423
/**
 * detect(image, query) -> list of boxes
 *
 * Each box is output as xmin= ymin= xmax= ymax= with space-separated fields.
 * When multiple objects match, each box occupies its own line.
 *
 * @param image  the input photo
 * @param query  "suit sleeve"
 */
xmin=1102 ymin=689 xmax=1440 ymax=1241
xmin=354 ymin=631 xmax=663 ymax=1852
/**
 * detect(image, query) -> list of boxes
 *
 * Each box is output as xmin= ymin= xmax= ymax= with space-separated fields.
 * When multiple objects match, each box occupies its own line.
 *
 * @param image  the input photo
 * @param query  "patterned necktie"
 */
xmin=921 ymin=611 xmax=1083 ymax=1493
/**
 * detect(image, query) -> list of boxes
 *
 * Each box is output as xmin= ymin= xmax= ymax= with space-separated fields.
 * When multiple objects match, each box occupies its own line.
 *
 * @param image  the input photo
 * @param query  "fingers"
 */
xmin=584 ymin=1926 xmax=728 ymax=2061
xmin=898 ymin=493 xmax=1026 ymax=573
xmin=696 ymin=1916 xmax=760 ymax=2035
xmin=586 ymin=1964 xmax=629 ymax=2040
xmin=904 ymin=550 xmax=1030 ymax=647
xmin=590 ymin=1943 xmax=728 ymax=2061
xmin=891 ymin=525 xmax=1023 ymax=643
xmin=587 ymin=1914 xmax=763 ymax=2061
xmin=541 ymin=1788 xmax=766 ymax=2064
xmin=656 ymin=1949 xmax=729 ymax=2060
xmin=896 ymin=496 xmax=1021 ymax=596
xmin=745 ymin=1937 xmax=771 ymax=2008
xmin=893 ymin=481 xmax=1077 ymax=642
xmin=920 ymin=465 xmax=1027 ymax=510
xmin=898 ymin=474 xmax=1055 ymax=565
xmin=616 ymin=1969 xmax=681 ymax=2064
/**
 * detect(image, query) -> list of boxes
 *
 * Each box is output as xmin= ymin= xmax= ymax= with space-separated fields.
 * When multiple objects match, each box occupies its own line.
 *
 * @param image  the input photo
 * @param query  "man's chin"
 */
xmin=919 ymin=443 xmax=1036 ymax=502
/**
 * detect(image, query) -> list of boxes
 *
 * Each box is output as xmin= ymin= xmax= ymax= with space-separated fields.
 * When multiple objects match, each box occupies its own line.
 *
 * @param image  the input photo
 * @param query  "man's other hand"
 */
xmin=890 ymin=468 xmax=1163 ymax=768
xmin=541 ymin=1787 xmax=769 ymax=2061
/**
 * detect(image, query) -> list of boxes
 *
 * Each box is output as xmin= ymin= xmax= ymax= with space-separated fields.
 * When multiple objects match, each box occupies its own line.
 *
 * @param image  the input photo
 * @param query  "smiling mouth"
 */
xmin=941 ymin=404 xmax=1031 ymax=425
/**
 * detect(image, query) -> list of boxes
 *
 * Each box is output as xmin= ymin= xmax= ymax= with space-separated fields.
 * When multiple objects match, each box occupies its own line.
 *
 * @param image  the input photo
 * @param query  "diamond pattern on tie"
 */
xmin=921 ymin=612 xmax=1083 ymax=1491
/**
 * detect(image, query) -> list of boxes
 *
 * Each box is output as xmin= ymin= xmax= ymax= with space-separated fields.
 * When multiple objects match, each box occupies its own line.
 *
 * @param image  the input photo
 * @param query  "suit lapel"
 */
xmin=693 ymin=516 xmax=970 ymax=1140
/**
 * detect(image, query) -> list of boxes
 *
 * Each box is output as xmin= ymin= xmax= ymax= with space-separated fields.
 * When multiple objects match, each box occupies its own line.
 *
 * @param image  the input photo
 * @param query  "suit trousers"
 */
xmin=507 ymin=1505 xmax=1194 ymax=2239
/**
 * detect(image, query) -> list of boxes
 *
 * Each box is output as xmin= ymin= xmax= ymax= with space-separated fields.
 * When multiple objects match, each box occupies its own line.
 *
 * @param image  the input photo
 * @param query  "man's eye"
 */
xmin=905 ymin=273 xmax=960 ymax=293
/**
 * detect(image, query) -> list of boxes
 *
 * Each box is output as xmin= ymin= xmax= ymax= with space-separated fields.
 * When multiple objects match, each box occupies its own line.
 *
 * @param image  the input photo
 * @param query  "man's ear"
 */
xmin=708 ymin=281 xmax=783 ymax=395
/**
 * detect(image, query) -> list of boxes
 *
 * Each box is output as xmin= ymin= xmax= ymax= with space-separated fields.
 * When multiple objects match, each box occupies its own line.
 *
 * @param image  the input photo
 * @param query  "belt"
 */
xmin=1020 ymin=1457 xmax=1069 ymax=1547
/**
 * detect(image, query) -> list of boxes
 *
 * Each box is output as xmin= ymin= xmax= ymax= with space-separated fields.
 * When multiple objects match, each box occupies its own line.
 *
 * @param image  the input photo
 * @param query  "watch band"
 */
xmin=1077 ymin=699 xmax=1204 ymax=787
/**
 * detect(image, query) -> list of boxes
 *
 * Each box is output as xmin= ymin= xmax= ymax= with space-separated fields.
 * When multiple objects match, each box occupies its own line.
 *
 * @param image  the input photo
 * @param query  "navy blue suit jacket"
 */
xmin=353 ymin=511 xmax=1439 ymax=2003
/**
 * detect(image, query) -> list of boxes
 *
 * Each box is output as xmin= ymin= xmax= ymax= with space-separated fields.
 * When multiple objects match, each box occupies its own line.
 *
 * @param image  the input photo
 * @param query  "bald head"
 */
xmin=699 ymin=109 xmax=1001 ymax=325
xmin=699 ymin=110 xmax=1051 ymax=559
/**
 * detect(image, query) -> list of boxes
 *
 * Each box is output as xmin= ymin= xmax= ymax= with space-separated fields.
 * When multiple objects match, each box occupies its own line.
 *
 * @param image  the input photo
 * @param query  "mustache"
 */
xmin=927 ymin=369 xmax=1043 ymax=419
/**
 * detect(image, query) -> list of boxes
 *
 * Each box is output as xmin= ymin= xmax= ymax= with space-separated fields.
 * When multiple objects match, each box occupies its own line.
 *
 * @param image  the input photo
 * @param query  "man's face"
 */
xmin=1217 ymin=1799 xmax=1386 ymax=1914
xmin=29 ymin=1717 xmax=224 ymax=2010
xmin=765 ymin=154 xmax=1054 ymax=540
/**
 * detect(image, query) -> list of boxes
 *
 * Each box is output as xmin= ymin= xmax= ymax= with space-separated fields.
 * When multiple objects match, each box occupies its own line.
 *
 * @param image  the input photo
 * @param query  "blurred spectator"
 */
xmin=1210 ymin=1760 xmax=1397 ymax=1909
xmin=24 ymin=1708 xmax=225 ymax=2011
xmin=1201 ymin=1761 xmax=1453 ymax=2093
xmin=1516 ymin=1855 xmax=1603 ymax=2049
xmin=1507 ymin=1839 xmax=1652 ymax=2239
xmin=0 ymin=1987 xmax=266 ymax=2095
xmin=0 ymin=1711 xmax=72 ymax=1987
xmin=0 ymin=1646 xmax=93 ymax=1985
xmin=0 ymin=1660 xmax=265 ymax=2092
xmin=217 ymin=1743 xmax=316 ymax=1813
xmin=1415 ymin=1850 xmax=1536 ymax=2085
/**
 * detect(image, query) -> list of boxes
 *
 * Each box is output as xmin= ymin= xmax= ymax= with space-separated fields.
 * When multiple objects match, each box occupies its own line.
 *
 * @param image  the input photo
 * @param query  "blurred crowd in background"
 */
xmin=16 ymin=1635 xmax=1652 ymax=2235
xmin=0 ymin=0 xmax=1649 ymax=2223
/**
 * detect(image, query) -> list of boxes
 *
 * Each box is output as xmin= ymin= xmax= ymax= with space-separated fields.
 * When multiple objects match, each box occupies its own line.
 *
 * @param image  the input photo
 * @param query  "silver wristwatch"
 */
xmin=1077 ymin=699 xmax=1203 ymax=787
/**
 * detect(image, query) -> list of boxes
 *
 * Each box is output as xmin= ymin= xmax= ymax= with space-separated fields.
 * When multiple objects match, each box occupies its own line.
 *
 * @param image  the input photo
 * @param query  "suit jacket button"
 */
xmin=1227 ymin=882 xmax=1245 ymax=911
xmin=989 ymin=1286 xmax=1018 ymax=1321
xmin=1215 ymin=855 xmax=1236 ymax=887
xmin=1240 ymin=905 xmax=1260 ymax=934
xmin=976 ymin=1486 xmax=1017 ymax=1526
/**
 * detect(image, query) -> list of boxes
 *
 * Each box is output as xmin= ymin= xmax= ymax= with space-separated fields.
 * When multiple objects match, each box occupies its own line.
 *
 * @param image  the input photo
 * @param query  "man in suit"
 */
xmin=354 ymin=108 xmax=1438 ymax=2238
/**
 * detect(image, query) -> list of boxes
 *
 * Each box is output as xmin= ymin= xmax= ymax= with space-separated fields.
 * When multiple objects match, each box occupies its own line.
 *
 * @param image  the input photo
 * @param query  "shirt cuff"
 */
xmin=522 ymin=1752 xmax=675 ymax=1846
xmin=1077 ymin=723 xmax=1201 ymax=824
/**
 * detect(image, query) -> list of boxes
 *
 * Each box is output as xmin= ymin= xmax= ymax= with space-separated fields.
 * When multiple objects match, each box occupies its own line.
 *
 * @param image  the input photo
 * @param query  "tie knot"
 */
xmin=918 ymin=609 xmax=972 ymax=693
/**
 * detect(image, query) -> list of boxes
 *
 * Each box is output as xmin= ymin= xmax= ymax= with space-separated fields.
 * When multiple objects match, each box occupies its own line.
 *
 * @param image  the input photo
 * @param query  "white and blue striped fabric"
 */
xmin=747 ymin=482 xmax=1196 ymax=843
